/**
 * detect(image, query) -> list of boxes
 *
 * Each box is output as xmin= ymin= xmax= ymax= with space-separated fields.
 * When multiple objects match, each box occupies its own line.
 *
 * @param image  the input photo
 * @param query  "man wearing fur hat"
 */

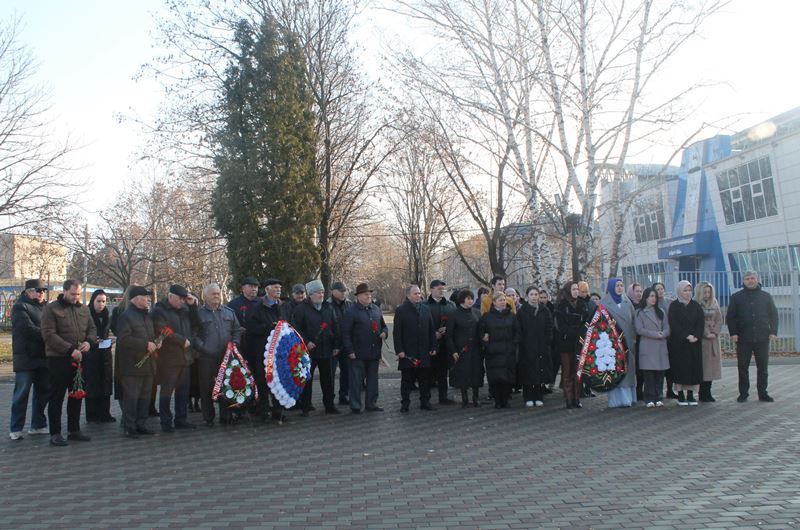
xmin=292 ymin=279 xmax=340 ymax=415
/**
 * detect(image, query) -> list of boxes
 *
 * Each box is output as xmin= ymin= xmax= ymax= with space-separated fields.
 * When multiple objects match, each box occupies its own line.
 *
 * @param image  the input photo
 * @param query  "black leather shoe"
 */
xmin=420 ymin=403 xmax=437 ymax=411
xmin=325 ymin=407 xmax=341 ymax=414
xmin=67 ymin=431 xmax=91 ymax=442
xmin=400 ymin=404 xmax=409 ymax=413
xmin=136 ymin=427 xmax=156 ymax=435
xmin=737 ymin=394 xmax=748 ymax=403
xmin=759 ymin=394 xmax=775 ymax=402
xmin=365 ymin=406 xmax=384 ymax=412
xmin=50 ymin=435 xmax=68 ymax=447
xmin=438 ymin=398 xmax=455 ymax=406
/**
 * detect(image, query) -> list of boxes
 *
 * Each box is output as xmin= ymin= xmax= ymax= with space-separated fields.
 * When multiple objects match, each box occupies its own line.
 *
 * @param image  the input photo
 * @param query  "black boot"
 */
xmin=699 ymin=381 xmax=715 ymax=402
xmin=472 ymin=388 xmax=480 ymax=407
xmin=461 ymin=389 xmax=469 ymax=408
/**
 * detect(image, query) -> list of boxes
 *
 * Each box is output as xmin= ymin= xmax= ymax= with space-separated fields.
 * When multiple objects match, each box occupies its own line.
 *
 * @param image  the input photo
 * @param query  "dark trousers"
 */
xmin=401 ymin=367 xmax=431 ymax=406
xmin=331 ymin=354 xmax=349 ymax=401
xmin=158 ymin=365 xmax=190 ymax=427
xmin=9 ymin=367 xmax=50 ymax=433
xmin=737 ymin=340 xmax=770 ymax=397
xmin=431 ymin=352 xmax=449 ymax=401
xmin=300 ymin=357 xmax=335 ymax=411
xmin=85 ymin=396 xmax=112 ymax=422
xmin=522 ymin=384 xmax=543 ymax=402
xmin=197 ymin=357 xmax=230 ymax=423
xmin=348 ymin=358 xmax=379 ymax=411
xmin=46 ymin=357 xmax=82 ymax=436
xmin=120 ymin=374 xmax=153 ymax=431
xmin=246 ymin=351 xmax=269 ymax=415
xmin=642 ymin=370 xmax=665 ymax=403
xmin=490 ymin=382 xmax=511 ymax=407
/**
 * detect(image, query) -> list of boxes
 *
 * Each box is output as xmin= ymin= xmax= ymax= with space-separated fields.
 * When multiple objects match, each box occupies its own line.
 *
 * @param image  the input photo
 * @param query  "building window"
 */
xmin=632 ymin=206 xmax=666 ymax=243
xmin=622 ymin=262 xmax=667 ymax=286
xmin=729 ymin=246 xmax=790 ymax=287
xmin=716 ymin=156 xmax=778 ymax=225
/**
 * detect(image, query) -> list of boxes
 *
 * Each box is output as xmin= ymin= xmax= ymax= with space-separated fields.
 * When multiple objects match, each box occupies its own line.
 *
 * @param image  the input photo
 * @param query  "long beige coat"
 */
xmin=701 ymin=305 xmax=722 ymax=381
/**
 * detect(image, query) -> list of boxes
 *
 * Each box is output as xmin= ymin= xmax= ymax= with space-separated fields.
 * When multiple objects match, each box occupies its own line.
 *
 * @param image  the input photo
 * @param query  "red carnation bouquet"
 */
xmin=136 ymin=326 xmax=174 ymax=368
xmin=68 ymin=359 xmax=86 ymax=399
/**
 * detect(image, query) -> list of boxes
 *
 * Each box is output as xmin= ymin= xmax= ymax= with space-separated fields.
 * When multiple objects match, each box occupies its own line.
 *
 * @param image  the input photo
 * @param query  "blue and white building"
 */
xmin=598 ymin=106 xmax=800 ymax=346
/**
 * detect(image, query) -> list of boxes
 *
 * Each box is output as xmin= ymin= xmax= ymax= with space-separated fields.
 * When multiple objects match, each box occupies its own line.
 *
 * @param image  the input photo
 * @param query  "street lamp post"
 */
xmin=565 ymin=213 xmax=582 ymax=282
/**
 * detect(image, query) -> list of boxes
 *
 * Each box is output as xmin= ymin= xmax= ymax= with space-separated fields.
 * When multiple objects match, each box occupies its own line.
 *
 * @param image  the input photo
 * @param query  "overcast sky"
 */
xmin=2 ymin=0 xmax=799 ymax=221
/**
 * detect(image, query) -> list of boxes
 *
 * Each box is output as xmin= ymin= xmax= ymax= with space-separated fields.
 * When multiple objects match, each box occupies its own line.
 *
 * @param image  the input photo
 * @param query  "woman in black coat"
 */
xmin=445 ymin=289 xmax=483 ymax=407
xmin=477 ymin=292 xmax=520 ymax=409
xmin=517 ymin=287 xmax=554 ymax=407
xmin=667 ymin=280 xmax=705 ymax=406
xmin=85 ymin=289 xmax=115 ymax=423
xmin=554 ymin=281 xmax=591 ymax=409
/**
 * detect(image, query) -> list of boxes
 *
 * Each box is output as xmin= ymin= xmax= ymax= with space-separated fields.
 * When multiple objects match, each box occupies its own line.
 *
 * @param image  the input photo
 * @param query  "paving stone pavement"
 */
xmin=1 ymin=364 xmax=800 ymax=529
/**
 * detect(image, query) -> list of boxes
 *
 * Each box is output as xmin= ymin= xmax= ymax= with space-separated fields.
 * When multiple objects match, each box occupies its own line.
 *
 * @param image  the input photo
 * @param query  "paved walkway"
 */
xmin=1 ymin=365 xmax=799 ymax=529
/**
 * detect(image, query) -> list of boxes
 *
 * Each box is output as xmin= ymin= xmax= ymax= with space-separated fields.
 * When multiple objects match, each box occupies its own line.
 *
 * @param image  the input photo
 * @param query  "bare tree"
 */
xmin=0 ymin=17 xmax=80 ymax=232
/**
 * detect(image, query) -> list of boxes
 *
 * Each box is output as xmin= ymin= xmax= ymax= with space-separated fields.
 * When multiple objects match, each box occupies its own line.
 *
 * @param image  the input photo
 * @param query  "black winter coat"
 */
xmin=554 ymin=298 xmax=591 ymax=355
xmin=445 ymin=304 xmax=483 ymax=388
xmin=292 ymin=300 xmax=339 ymax=359
xmin=426 ymin=296 xmax=455 ymax=351
xmin=151 ymin=299 xmax=197 ymax=368
xmin=85 ymin=305 xmax=113 ymax=398
xmin=392 ymin=300 xmax=437 ymax=369
xmin=478 ymin=307 xmax=519 ymax=385
xmin=517 ymin=302 xmax=554 ymax=386
xmin=227 ymin=295 xmax=260 ymax=353
xmin=341 ymin=302 xmax=387 ymax=360
xmin=115 ymin=306 xmax=157 ymax=378
xmin=11 ymin=294 xmax=46 ymax=372
xmin=726 ymin=285 xmax=778 ymax=343
xmin=245 ymin=297 xmax=292 ymax=360
xmin=667 ymin=300 xmax=705 ymax=385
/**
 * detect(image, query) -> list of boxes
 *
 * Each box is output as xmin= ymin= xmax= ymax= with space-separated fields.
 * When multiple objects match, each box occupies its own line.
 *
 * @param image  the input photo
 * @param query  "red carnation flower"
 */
xmin=371 ymin=320 xmax=379 ymax=333
xmin=590 ymin=367 xmax=598 ymax=375
xmin=441 ymin=316 xmax=448 ymax=321
xmin=320 ymin=322 xmax=329 ymax=331
xmin=462 ymin=346 xmax=469 ymax=353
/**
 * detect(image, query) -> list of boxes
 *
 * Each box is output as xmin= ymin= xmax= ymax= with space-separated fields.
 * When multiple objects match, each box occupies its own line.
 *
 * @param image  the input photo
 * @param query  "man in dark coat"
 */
xmin=726 ymin=271 xmax=779 ymax=402
xmin=394 ymin=285 xmax=438 ymax=412
xmin=426 ymin=279 xmax=456 ymax=405
xmin=247 ymin=278 xmax=292 ymax=420
xmin=115 ymin=286 xmax=158 ymax=438
xmin=41 ymin=279 xmax=97 ymax=446
xmin=328 ymin=281 xmax=353 ymax=405
xmin=194 ymin=283 xmax=242 ymax=426
xmin=227 ymin=276 xmax=260 ymax=351
xmin=151 ymin=284 xmax=198 ymax=432
xmin=9 ymin=279 xmax=50 ymax=440
xmin=293 ymin=280 xmax=340 ymax=415
xmin=341 ymin=283 xmax=387 ymax=413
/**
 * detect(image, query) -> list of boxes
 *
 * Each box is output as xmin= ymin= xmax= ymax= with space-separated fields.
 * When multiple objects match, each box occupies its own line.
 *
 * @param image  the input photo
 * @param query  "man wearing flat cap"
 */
xmin=249 ymin=278 xmax=293 ymax=421
xmin=289 ymin=283 xmax=306 ymax=314
xmin=151 ymin=284 xmax=199 ymax=432
xmin=9 ymin=279 xmax=50 ymax=441
xmin=341 ymin=283 xmax=387 ymax=413
xmin=427 ymin=279 xmax=456 ymax=405
xmin=228 ymin=276 xmax=260 ymax=333
xmin=115 ymin=286 xmax=158 ymax=438
xmin=328 ymin=281 xmax=352 ymax=405
xmin=292 ymin=279 xmax=340 ymax=415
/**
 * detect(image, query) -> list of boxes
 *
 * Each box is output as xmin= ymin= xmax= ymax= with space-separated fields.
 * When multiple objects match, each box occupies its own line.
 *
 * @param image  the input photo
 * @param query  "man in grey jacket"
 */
xmin=194 ymin=283 xmax=242 ymax=426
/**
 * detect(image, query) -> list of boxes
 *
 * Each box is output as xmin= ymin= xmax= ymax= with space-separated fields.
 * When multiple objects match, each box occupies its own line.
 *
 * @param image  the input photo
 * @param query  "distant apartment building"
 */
xmin=0 ymin=233 xmax=68 ymax=286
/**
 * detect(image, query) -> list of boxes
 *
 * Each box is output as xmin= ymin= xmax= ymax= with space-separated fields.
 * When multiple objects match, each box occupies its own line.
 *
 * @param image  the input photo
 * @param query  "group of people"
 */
xmin=8 ymin=270 xmax=778 ymax=446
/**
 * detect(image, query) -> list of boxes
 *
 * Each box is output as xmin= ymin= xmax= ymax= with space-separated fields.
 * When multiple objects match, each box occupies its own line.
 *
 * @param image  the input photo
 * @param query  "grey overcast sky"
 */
xmin=2 ymin=0 xmax=799 ymax=219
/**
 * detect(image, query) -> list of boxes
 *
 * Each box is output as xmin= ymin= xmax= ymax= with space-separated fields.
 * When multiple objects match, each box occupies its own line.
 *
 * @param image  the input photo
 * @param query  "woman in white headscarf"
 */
xmin=667 ymin=280 xmax=705 ymax=406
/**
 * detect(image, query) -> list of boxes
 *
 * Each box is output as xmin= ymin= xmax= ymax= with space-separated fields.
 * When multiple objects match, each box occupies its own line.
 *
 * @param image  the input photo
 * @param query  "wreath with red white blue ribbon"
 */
xmin=577 ymin=304 xmax=628 ymax=392
xmin=264 ymin=321 xmax=312 ymax=408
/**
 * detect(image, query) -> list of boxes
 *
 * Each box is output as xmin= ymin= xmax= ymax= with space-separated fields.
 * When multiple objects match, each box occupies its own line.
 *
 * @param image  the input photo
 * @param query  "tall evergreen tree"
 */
xmin=212 ymin=18 xmax=320 ymax=287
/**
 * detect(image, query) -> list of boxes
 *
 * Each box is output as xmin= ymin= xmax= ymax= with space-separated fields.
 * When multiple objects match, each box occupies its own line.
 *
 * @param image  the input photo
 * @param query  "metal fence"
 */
xmin=622 ymin=269 xmax=800 ymax=353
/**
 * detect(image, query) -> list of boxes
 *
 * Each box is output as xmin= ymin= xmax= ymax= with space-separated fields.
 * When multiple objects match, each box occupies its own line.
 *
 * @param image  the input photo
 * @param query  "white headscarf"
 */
xmin=675 ymin=280 xmax=692 ymax=305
